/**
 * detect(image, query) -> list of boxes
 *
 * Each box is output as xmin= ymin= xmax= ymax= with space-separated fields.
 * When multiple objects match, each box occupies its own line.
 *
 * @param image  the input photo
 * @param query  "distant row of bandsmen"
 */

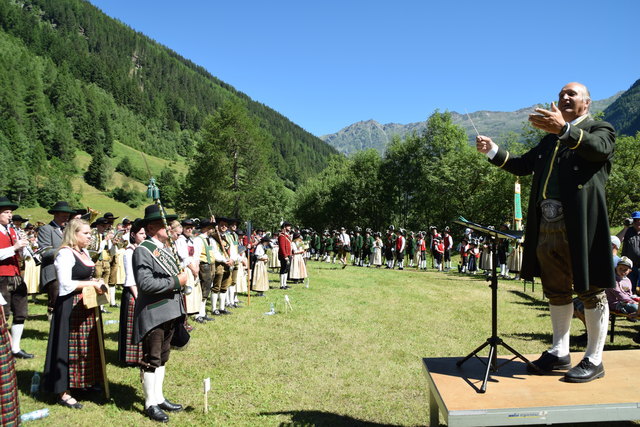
xmin=0 ymin=197 xmax=310 ymax=423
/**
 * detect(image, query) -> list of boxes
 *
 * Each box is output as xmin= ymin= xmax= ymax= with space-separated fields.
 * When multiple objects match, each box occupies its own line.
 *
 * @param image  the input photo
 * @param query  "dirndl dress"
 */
xmin=268 ymin=245 xmax=281 ymax=269
xmin=289 ymin=252 xmax=307 ymax=280
xmin=0 ymin=311 xmax=19 ymax=426
xmin=42 ymin=249 xmax=103 ymax=394
xmin=507 ymin=243 xmax=523 ymax=273
xmin=118 ymin=287 xmax=143 ymax=366
xmin=235 ymin=260 xmax=248 ymax=293
xmin=252 ymin=260 xmax=269 ymax=292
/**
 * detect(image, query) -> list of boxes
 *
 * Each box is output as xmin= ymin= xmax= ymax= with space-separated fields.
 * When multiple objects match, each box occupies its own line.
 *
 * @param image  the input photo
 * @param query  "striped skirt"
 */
xmin=118 ymin=288 xmax=142 ymax=366
xmin=0 ymin=317 xmax=19 ymax=426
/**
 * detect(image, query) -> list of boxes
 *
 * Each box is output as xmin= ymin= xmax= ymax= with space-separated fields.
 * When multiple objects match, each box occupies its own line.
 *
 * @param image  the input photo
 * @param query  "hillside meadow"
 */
xmin=13 ymin=261 xmax=640 ymax=426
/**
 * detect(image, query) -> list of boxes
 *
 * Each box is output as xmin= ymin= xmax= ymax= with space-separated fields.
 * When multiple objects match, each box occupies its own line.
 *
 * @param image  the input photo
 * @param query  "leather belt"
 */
xmin=540 ymin=199 xmax=564 ymax=222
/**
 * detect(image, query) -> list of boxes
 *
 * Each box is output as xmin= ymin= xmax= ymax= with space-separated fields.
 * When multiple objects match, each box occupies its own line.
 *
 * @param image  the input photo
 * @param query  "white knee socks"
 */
xmin=548 ymin=303 xmax=573 ymax=357
xmin=143 ymin=371 xmax=156 ymax=408
xmin=10 ymin=324 xmax=23 ymax=353
xmin=584 ymin=302 xmax=609 ymax=365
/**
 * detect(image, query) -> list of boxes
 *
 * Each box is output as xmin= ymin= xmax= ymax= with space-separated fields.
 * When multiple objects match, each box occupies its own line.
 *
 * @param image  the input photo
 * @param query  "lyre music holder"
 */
xmin=454 ymin=217 xmax=536 ymax=393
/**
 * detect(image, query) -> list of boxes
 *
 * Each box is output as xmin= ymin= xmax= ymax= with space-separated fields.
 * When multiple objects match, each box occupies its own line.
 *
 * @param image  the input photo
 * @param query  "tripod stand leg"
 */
xmin=500 ymin=340 xmax=534 ymax=367
xmin=456 ymin=339 xmax=490 ymax=367
xmin=480 ymin=343 xmax=496 ymax=394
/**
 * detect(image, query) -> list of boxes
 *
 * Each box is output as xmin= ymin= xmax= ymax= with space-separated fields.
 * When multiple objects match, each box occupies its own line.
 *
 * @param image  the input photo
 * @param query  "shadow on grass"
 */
xmin=261 ymin=410 xmax=406 ymax=427
xmin=508 ymin=290 xmax=548 ymax=311
xmin=16 ymin=369 xmax=139 ymax=409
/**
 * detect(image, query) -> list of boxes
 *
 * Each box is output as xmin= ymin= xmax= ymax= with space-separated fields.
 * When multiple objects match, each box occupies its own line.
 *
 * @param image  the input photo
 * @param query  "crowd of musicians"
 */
xmin=0 ymin=197 xmax=315 ymax=423
xmin=8 ymin=194 xmax=633 ymax=424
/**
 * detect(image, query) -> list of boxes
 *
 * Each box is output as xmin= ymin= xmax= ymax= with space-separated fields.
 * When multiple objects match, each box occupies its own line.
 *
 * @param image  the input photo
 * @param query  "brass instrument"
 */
xmin=9 ymin=220 xmax=40 ymax=265
xmin=88 ymin=228 xmax=101 ymax=261
xmin=113 ymin=230 xmax=129 ymax=249
xmin=88 ymin=207 xmax=100 ymax=224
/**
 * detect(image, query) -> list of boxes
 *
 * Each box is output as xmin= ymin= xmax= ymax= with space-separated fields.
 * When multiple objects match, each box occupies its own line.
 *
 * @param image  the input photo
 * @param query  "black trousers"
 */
xmin=0 ymin=276 xmax=28 ymax=324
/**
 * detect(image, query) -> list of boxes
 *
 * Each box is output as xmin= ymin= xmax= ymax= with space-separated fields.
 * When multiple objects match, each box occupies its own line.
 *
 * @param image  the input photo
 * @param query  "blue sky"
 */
xmin=88 ymin=0 xmax=639 ymax=137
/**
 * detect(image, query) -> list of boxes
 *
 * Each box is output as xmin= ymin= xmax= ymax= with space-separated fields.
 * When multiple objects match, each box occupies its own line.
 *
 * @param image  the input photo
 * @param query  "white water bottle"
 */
xmin=21 ymin=408 xmax=49 ymax=422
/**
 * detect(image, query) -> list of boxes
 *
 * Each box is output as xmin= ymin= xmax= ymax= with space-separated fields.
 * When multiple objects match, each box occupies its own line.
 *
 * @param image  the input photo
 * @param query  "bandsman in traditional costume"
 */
xmin=353 ymin=227 xmax=363 ymax=266
xmin=89 ymin=217 xmax=114 ymax=313
xmin=210 ymin=217 xmax=235 ymax=315
xmin=193 ymin=219 xmax=216 ymax=323
xmin=406 ymin=231 xmax=416 ymax=268
xmin=362 ymin=229 xmax=374 ymax=267
xmin=337 ymin=227 xmax=350 ymax=268
xmin=132 ymin=205 xmax=188 ymax=422
xmin=442 ymin=227 xmax=454 ymax=271
xmin=384 ymin=226 xmax=396 ymax=269
xmin=395 ymin=229 xmax=406 ymax=270
xmin=0 ymin=197 xmax=33 ymax=360
xmin=226 ymin=218 xmax=245 ymax=309
xmin=417 ymin=231 xmax=427 ymax=270
xmin=38 ymin=200 xmax=74 ymax=319
xmin=320 ymin=231 xmax=330 ymax=263
xmin=277 ymin=222 xmax=293 ymax=288
xmin=372 ymin=232 xmax=383 ymax=267
xmin=175 ymin=219 xmax=202 ymax=319
xmin=119 ymin=219 xmax=144 ymax=366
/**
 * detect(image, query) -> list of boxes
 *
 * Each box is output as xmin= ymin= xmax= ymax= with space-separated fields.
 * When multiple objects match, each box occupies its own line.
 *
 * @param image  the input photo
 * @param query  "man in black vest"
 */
xmin=476 ymin=82 xmax=615 ymax=383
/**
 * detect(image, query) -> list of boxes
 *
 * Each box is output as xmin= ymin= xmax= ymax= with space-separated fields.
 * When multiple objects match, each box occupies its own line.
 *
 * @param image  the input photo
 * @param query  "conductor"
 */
xmin=476 ymin=82 xmax=615 ymax=383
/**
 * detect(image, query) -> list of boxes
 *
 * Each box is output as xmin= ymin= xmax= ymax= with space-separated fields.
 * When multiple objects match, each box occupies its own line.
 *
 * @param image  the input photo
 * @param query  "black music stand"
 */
xmin=454 ymin=217 xmax=535 ymax=393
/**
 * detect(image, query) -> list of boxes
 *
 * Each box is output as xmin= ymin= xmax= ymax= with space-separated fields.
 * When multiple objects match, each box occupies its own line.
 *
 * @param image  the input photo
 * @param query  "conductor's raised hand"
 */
xmin=476 ymin=135 xmax=496 ymax=154
xmin=528 ymin=102 xmax=566 ymax=134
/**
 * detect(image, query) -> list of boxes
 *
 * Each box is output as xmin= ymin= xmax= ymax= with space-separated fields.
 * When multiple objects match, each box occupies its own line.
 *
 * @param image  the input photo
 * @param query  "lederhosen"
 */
xmin=211 ymin=235 xmax=231 ymax=294
xmin=0 ymin=310 xmax=19 ymax=425
xmin=43 ymin=249 xmax=102 ymax=394
xmin=198 ymin=235 xmax=214 ymax=300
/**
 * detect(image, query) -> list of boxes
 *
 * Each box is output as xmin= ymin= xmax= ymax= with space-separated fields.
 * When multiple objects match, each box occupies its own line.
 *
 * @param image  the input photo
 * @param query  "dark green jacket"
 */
xmin=324 ymin=237 xmax=333 ymax=252
xmin=489 ymin=116 xmax=615 ymax=291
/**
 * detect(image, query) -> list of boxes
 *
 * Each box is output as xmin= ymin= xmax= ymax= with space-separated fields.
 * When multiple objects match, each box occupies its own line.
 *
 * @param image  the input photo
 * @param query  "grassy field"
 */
xmin=13 ymin=261 xmax=640 ymax=426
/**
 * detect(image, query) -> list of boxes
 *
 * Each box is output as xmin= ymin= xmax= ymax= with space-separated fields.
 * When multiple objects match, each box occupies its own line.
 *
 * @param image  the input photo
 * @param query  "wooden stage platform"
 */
xmin=423 ymin=350 xmax=640 ymax=426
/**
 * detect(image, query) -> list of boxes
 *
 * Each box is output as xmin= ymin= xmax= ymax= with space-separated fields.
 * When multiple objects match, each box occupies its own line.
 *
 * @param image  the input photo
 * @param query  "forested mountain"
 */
xmin=0 ymin=0 xmax=337 ymax=218
xmin=604 ymin=79 xmax=640 ymax=137
xmin=322 ymin=92 xmax=623 ymax=155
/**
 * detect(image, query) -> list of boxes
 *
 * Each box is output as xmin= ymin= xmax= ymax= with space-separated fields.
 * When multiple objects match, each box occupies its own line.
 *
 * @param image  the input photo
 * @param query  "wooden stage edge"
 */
xmin=423 ymin=349 xmax=640 ymax=426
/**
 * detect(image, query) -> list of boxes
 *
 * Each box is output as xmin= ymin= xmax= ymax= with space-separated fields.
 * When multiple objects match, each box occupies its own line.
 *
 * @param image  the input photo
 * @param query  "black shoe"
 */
xmin=158 ymin=399 xmax=183 ymax=412
xmin=564 ymin=358 xmax=604 ymax=383
xmin=212 ymin=309 xmax=221 ymax=316
xmin=194 ymin=316 xmax=207 ymax=324
xmin=145 ymin=405 xmax=169 ymax=422
xmin=13 ymin=350 xmax=34 ymax=359
xmin=58 ymin=396 xmax=83 ymax=409
xmin=110 ymin=303 xmax=120 ymax=308
xmin=219 ymin=309 xmax=232 ymax=315
xmin=100 ymin=307 xmax=110 ymax=314
xmin=231 ymin=303 xmax=240 ymax=308
xmin=526 ymin=351 xmax=571 ymax=374
xmin=203 ymin=315 xmax=215 ymax=321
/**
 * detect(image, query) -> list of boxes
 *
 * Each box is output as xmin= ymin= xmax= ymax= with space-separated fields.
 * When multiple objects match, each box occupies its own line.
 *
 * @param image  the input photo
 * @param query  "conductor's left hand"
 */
xmin=528 ymin=102 xmax=566 ymax=134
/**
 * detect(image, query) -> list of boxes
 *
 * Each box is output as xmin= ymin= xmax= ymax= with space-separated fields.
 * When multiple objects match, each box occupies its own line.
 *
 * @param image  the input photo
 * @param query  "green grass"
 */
xmin=14 ymin=262 xmax=640 ymax=426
